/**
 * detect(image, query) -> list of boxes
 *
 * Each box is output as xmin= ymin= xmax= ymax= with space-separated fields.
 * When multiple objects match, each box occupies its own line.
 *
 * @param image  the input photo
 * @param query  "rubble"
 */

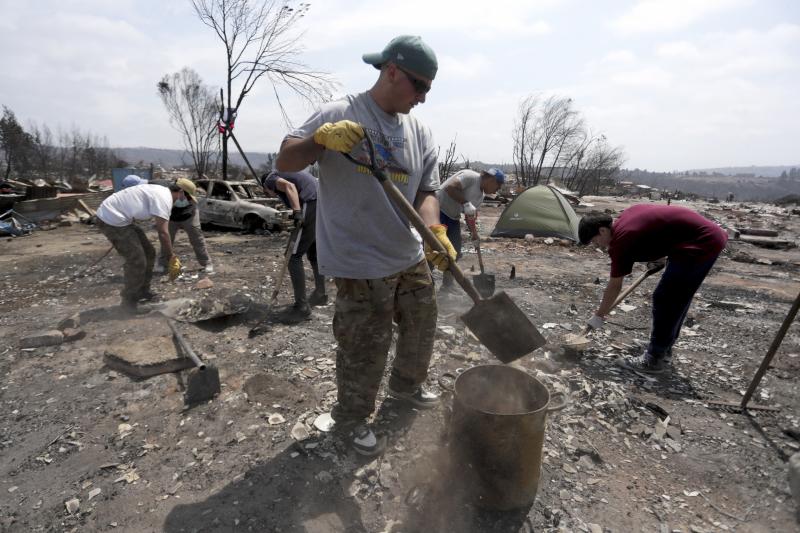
xmin=19 ymin=330 xmax=63 ymax=348
xmin=64 ymin=498 xmax=80 ymax=515
xmin=1 ymin=197 xmax=799 ymax=532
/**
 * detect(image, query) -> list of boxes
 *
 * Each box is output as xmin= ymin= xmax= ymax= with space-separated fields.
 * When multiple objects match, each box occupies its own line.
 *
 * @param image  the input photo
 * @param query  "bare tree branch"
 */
xmin=190 ymin=0 xmax=338 ymax=179
xmin=157 ymin=68 xmax=220 ymax=179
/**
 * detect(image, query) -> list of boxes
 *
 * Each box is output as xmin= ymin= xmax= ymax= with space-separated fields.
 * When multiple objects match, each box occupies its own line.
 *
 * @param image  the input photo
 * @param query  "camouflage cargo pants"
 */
xmin=331 ymin=259 xmax=437 ymax=425
xmin=97 ymin=220 xmax=155 ymax=304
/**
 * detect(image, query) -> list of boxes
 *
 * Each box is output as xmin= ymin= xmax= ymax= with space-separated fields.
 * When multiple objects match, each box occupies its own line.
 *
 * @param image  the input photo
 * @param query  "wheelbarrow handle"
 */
xmin=342 ymin=134 xmax=483 ymax=304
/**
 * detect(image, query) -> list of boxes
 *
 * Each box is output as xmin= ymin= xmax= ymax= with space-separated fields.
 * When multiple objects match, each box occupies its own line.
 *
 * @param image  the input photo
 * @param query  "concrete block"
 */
xmin=20 ymin=330 xmax=64 ymax=349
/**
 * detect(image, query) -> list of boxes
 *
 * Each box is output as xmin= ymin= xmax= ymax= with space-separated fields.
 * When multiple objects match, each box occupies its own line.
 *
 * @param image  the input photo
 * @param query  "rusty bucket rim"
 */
xmin=453 ymin=364 xmax=552 ymax=417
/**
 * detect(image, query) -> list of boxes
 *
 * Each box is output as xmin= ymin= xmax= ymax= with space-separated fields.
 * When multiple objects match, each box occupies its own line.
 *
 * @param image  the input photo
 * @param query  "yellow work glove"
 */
xmin=313 ymin=120 xmax=365 ymax=152
xmin=425 ymin=224 xmax=457 ymax=272
xmin=167 ymin=256 xmax=182 ymax=281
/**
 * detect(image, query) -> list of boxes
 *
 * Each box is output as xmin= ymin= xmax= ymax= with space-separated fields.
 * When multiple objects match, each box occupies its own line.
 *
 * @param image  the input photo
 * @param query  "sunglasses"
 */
xmin=397 ymin=66 xmax=431 ymax=95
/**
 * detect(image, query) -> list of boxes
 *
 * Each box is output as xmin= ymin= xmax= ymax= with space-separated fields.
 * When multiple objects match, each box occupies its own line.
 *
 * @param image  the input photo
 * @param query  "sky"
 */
xmin=0 ymin=0 xmax=798 ymax=172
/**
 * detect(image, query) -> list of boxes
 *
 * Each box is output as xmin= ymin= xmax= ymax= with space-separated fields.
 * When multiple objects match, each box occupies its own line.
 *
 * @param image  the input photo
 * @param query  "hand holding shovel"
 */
xmin=340 ymin=132 xmax=546 ymax=363
xmin=563 ymin=260 xmax=666 ymax=354
xmin=465 ymin=215 xmax=495 ymax=298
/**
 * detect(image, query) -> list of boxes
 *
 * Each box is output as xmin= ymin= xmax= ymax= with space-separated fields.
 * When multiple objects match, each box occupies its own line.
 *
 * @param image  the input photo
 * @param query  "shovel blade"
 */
xmin=472 ymin=273 xmax=496 ymax=298
xmin=185 ymin=365 xmax=221 ymax=404
xmin=460 ymin=291 xmax=547 ymax=363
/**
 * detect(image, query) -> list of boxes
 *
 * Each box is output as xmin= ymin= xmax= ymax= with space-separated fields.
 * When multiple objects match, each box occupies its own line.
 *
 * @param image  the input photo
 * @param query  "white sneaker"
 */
xmin=203 ymin=263 xmax=215 ymax=275
xmin=153 ymin=264 xmax=165 ymax=274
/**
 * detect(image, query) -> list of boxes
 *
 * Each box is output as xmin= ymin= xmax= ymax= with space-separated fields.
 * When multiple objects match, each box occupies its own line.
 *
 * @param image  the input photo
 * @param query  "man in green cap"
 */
xmin=275 ymin=35 xmax=455 ymax=457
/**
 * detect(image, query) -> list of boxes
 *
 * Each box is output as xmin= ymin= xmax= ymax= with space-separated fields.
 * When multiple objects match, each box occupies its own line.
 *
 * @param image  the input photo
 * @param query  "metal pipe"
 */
xmin=167 ymin=320 xmax=206 ymax=370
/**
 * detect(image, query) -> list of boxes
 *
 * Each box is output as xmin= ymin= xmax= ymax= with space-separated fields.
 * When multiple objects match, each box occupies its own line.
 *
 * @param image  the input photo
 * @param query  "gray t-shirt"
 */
xmin=437 ymin=169 xmax=484 ymax=220
xmin=288 ymin=92 xmax=440 ymax=279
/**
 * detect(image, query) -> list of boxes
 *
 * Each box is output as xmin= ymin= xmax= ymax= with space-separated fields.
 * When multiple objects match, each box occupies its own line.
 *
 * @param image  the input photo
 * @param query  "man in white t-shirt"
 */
xmin=436 ymin=168 xmax=505 ymax=289
xmin=95 ymin=178 xmax=196 ymax=311
xmin=275 ymin=35 xmax=455 ymax=457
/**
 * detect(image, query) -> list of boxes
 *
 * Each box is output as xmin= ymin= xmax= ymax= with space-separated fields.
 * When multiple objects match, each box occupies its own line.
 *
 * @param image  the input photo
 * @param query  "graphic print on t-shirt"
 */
xmin=349 ymin=128 xmax=410 ymax=185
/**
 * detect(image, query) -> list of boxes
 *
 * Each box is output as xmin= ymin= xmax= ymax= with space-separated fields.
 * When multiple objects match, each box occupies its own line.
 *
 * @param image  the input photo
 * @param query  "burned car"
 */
xmin=195 ymin=179 xmax=290 ymax=232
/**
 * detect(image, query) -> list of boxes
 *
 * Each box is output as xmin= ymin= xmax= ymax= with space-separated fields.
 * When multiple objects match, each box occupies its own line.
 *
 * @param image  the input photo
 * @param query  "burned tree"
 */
xmin=438 ymin=135 xmax=464 ymax=180
xmin=191 ymin=0 xmax=337 ymax=179
xmin=0 ymin=106 xmax=35 ymax=180
xmin=563 ymin=134 xmax=626 ymax=195
xmin=157 ymin=68 xmax=220 ymax=179
xmin=512 ymin=95 xmax=584 ymax=188
xmin=512 ymin=94 xmax=624 ymax=193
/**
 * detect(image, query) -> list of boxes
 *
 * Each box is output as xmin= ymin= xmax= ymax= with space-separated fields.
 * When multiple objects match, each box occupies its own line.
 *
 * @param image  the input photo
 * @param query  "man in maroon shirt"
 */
xmin=579 ymin=204 xmax=728 ymax=373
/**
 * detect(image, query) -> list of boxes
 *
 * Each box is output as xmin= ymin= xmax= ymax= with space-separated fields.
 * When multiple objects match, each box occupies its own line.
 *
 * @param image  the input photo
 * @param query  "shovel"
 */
xmin=342 ymin=134 xmax=546 ymax=363
xmin=465 ymin=215 xmax=495 ymax=298
xmin=562 ymin=260 xmax=666 ymax=353
xmin=166 ymin=318 xmax=221 ymax=404
xmin=248 ymin=213 xmax=305 ymax=337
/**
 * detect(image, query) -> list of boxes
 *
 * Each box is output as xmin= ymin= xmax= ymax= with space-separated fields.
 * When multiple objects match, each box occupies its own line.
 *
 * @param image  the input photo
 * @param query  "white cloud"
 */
xmin=599 ymin=50 xmax=638 ymax=65
xmin=0 ymin=0 xmax=797 ymax=171
xmin=611 ymin=66 xmax=673 ymax=87
xmin=613 ymin=0 xmax=751 ymax=34
xmin=439 ymin=54 xmax=492 ymax=80
xmin=656 ymin=41 xmax=700 ymax=59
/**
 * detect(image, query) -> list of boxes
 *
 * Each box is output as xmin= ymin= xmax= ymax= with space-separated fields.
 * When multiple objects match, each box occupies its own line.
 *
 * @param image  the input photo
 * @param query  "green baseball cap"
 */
xmin=362 ymin=35 xmax=438 ymax=80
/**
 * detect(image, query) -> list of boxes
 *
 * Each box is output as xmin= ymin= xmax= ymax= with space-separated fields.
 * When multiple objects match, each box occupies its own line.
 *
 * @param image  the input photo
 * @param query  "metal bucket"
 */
xmin=447 ymin=364 xmax=567 ymax=510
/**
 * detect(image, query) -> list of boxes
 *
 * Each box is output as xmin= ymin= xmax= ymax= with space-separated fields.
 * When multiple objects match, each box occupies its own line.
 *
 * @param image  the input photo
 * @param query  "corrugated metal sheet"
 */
xmin=13 ymin=191 xmax=113 ymax=222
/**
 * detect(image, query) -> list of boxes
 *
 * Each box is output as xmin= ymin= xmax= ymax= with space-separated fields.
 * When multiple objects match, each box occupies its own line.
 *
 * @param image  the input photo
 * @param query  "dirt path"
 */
xmin=1 ymin=198 xmax=799 ymax=532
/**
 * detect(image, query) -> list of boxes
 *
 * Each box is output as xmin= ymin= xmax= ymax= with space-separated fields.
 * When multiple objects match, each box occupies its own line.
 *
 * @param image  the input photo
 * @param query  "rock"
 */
xmin=58 ymin=314 xmax=81 ymax=330
xmin=65 ymin=498 xmax=80 ymax=514
xmin=291 ymin=421 xmax=310 ymax=441
xmin=666 ymin=440 xmax=682 ymax=453
xmin=88 ymin=488 xmax=101 ymax=500
xmin=268 ymin=413 xmax=285 ymax=425
xmin=588 ymin=524 xmax=603 ymax=533
xmin=652 ymin=417 xmax=670 ymax=441
xmin=62 ymin=328 xmax=87 ymax=343
xmin=666 ymin=426 xmax=681 ymax=441
xmin=20 ymin=330 xmax=64 ymax=349
xmin=789 ymin=452 xmax=800 ymax=508
xmin=313 ymin=413 xmax=335 ymax=432
xmin=196 ymin=278 xmax=214 ymax=289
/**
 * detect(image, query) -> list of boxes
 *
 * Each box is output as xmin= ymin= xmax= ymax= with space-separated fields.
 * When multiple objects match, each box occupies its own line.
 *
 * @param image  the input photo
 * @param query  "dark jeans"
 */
xmin=439 ymin=211 xmax=463 ymax=260
xmin=287 ymin=200 xmax=324 ymax=306
xmin=648 ymin=255 xmax=720 ymax=359
xmin=439 ymin=211 xmax=462 ymax=287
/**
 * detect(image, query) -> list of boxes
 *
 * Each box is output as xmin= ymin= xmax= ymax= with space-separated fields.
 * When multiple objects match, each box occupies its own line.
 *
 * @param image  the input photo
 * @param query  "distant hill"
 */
xmin=684 ymin=165 xmax=800 ymax=178
xmin=114 ymin=147 xmax=275 ymax=171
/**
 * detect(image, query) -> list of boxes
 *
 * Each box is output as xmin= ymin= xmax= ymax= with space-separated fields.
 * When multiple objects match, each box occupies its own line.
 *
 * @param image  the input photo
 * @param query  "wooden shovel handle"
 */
xmin=610 ymin=261 xmax=666 ymax=309
xmin=379 ymin=181 xmax=482 ymax=303
xmin=465 ymin=216 xmax=486 ymax=274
